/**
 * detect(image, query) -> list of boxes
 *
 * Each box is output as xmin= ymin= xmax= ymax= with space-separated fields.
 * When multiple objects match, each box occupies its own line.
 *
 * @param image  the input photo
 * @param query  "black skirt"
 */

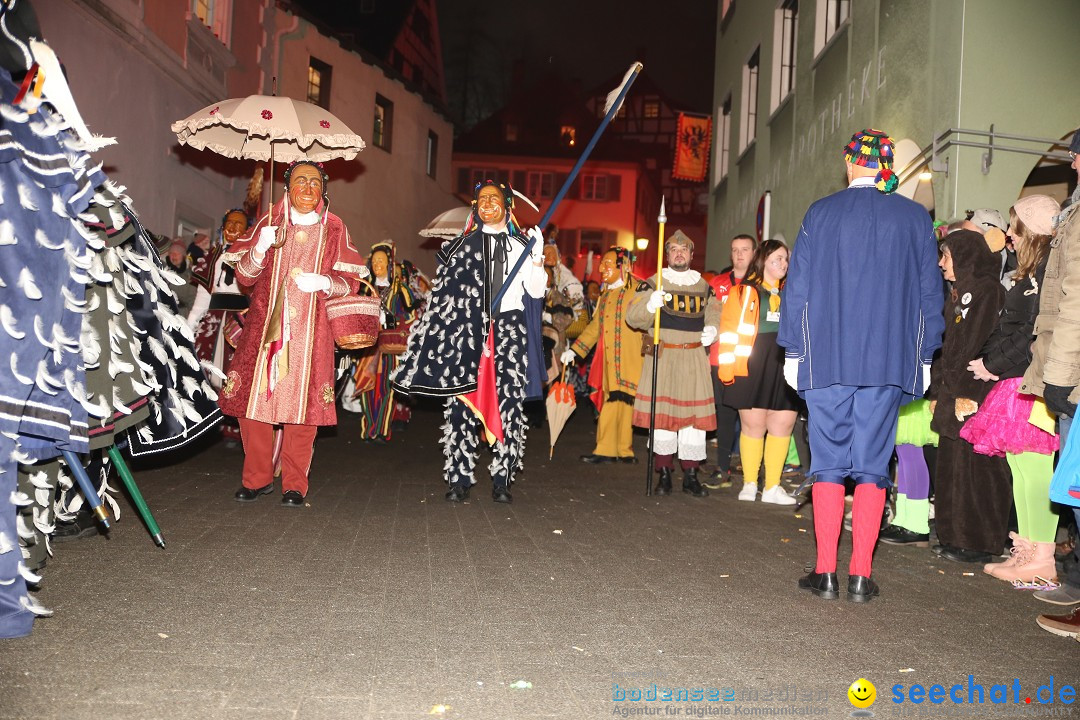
xmin=723 ymin=331 xmax=800 ymax=411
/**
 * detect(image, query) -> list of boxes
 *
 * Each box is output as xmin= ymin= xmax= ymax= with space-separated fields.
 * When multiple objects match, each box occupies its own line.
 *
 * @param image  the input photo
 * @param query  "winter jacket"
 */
xmin=979 ymin=259 xmax=1047 ymax=379
xmin=1020 ymin=200 xmax=1080 ymax=404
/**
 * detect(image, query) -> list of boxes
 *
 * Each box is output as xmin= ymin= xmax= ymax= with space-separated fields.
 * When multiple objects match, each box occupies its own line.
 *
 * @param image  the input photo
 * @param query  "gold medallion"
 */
xmin=295 ymin=230 xmax=308 ymax=243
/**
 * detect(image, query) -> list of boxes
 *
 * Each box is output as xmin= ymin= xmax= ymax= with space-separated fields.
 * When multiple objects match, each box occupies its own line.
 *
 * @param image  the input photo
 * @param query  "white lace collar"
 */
xmin=662 ymin=267 xmax=701 ymax=286
xmin=290 ymin=208 xmax=320 ymax=225
xmin=607 ymin=277 xmax=625 ymax=290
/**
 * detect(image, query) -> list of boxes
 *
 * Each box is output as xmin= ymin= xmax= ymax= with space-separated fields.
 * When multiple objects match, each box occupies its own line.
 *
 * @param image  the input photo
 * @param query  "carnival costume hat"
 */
xmin=665 ymin=228 xmax=695 ymax=252
xmin=843 ymin=128 xmax=899 ymax=194
xmin=607 ymin=245 xmax=636 ymax=273
xmin=461 ymin=179 xmax=523 ymax=237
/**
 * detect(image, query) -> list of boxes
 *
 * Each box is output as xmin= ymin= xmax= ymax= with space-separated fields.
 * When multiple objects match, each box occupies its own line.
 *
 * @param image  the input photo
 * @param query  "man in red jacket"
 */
xmin=704 ymin=234 xmax=755 ymax=488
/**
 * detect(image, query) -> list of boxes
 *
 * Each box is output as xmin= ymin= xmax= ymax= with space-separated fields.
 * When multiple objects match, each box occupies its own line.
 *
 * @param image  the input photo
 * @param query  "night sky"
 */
xmin=293 ymin=1 xmax=717 ymax=131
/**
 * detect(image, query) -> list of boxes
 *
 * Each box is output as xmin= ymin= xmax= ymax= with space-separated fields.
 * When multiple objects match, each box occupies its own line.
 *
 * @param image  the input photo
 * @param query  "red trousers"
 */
xmin=238 ymin=418 xmax=318 ymax=496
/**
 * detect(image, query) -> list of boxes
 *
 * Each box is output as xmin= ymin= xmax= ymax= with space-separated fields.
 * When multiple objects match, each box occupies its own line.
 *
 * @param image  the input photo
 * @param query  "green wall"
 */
xmin=707 ymin=0 xmax=1080 ymax=270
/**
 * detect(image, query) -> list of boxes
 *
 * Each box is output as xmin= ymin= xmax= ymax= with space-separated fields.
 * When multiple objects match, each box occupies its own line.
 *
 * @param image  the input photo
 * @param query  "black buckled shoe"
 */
xmin=847 ymin=575 xmax=880 ymax=603
xmin=682 ymin=468 xmax=709 ymax=497
xmin=654 ymin=467 xmax=673 ymax=496
xmin=618 ymin=456 xmax=639 ymax=464
xmin=445 ymin=485 xmax=470 ymax=502
xmin=878 ymin=525 xmax=930 ymax=547
xmin=281 ymin=490 xmax=304 ymax=507
xmin=234 ymin=483 xmax=274 ymax=502
xmin=798 ymin=571 xmax=839 ymax=599
xmin=580 ymin=454 xmax=616 ymax=464
xmin=933 ymin=544 xmax=993 ymax=564
xmin=492 ymin=486 xmax=513 ymax=504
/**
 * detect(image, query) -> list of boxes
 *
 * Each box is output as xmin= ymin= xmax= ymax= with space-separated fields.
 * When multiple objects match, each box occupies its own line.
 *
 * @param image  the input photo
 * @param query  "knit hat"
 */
xmin=1070 ymin=129 xmax=1080 ymax=155
xmin=842 ymin=129 xmax=898 ymax=193
xmin=1013 ymin=194 xmax=1061 ymax=236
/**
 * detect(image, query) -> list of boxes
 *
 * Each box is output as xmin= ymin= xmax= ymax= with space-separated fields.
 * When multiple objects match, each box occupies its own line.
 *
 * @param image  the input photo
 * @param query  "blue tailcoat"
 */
xmin=777 ymin=184 xmax=944 ymax=399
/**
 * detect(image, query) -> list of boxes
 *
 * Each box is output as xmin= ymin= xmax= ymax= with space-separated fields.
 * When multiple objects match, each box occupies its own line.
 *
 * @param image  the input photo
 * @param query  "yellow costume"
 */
xmin=570 ymin=281 xmax=644 ymax=459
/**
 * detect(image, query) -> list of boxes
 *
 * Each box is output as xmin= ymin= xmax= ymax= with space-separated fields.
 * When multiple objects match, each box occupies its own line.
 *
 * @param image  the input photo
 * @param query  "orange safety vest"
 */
xmin=716 ymin=284 xmax=759 ymax=384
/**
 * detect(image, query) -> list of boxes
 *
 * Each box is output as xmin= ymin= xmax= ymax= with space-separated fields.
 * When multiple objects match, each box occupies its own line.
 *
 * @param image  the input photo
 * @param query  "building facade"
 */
xmin=707 ymin=0 xmax=1080 ymax=269
xmin=36 ymin=0 xmax=456 ymax=272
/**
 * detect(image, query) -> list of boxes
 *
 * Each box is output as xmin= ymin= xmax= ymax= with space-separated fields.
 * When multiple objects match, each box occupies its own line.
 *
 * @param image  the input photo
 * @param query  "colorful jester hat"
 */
xmin=843 ymin=128 xmax=899 ymax=194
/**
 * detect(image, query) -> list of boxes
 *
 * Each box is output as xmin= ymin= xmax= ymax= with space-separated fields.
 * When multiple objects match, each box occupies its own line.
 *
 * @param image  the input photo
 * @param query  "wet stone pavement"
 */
xmin=0 ymin=403 xmax=1074 ymax=719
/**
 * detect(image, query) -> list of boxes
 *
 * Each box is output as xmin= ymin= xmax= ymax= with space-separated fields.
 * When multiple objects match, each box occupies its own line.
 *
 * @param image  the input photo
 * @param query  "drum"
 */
xmin=326 ymin=293 xmax=380 ymax=350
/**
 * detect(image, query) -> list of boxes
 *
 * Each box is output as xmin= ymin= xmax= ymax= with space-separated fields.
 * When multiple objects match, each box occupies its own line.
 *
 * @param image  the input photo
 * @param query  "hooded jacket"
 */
xmin=928 ymin=230 xmax=1006 ymax=439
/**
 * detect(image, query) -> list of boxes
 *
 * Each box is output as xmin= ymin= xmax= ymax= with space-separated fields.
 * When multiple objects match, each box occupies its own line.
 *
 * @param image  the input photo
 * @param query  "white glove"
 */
xmin=527 ymin=226 xmax=544 ymax=264
xmin=542 ymin=311 xmax=553 ymax=324
xmin=645 ymin=289 xmax=670 ymax=313
xmin=922 ymin=363 xmax=932 ymax=394
xmin=295 ymin=272 xmax=331 ymax=294
xmin=255 ymin=226 xmax=277 ymax=254
xmin=783 ymin=357 xmax=800 ymax=390
xmin=560 ymin=348 xmax=577 ymax=366
xmin=700 ymin=326 xmax=718 ymax=347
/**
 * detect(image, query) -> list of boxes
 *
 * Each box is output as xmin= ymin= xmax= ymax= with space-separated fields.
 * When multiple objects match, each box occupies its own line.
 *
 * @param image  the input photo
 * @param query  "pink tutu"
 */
xmin=960 ymin=377 xmax=1059 ymax=457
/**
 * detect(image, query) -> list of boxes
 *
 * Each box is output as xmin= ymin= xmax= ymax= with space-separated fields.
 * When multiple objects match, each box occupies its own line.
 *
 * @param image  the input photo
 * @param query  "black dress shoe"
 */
xmin=281 ymin=490 xmax=304 ymax=507
xmin=492 ymin=487 xmax=513 ymax=504
xmin=934 ymin=544 xmax=993 ymax=564
xmin=618 ymin=456 xmax=639 ymax=464
xmin=847 ymin=575 xmax=880 ymax=603
xmin=682 ymin=468 xmax=709 ymax=497
xmin=798 ymin=571 xmax=839 ymax=599
xmin=580 ymin=454 xmax=616 ymax=464
xmin=654 ymin=467 xmax=673 ymax=496
xmin=445 ymin=485 xmax=470 ymax=502
xmin=234 ymin=483 xmax=273 ymax=502
xmin=879 ymin=525 xmax=930 ymax=547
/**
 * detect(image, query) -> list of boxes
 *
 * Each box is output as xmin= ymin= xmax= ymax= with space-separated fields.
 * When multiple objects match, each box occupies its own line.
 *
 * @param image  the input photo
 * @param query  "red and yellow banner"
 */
xmin=672 ymin=113 xmax=713 ymax=182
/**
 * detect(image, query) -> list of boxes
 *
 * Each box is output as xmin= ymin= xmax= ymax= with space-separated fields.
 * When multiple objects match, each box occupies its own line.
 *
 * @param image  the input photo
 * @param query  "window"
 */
xmin=715 ymin=94 xmax=731 ymax=185
xmin=307 ymin=58 xmax=332 ymax=109
xmin=505 ymin=123 xmax=518 ymax=142
xmin=373 ymin=94 xmax=393 ymax=151
xmin=738 ymin=47 xmax=759 ymax=153
xmin=560 ymin=125 xmax=576 ymax=147
xmin=469 ymin=168 xmax=502 ymax=190
xmin=815 ymin=0 xmax=849 ymax=55
xmin=582 ymin=174 xmax=608 ymax=201
xmin=426 ymin=131 xmax=438 ymax=178
xmin=643 ymin=99 xmax=660 ymax=118
xmin=192 ymin=0 xmax=231 ymax=44
xmin=526 ymin=171 xmax=555 ymax=200
xmin=771 ymin=0 xmax=798 ymax=111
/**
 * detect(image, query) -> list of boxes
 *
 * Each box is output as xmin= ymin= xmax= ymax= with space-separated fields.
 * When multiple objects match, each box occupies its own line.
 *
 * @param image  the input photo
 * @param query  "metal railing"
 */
xmin=895 ymin=126 xmax=1075 ymax=186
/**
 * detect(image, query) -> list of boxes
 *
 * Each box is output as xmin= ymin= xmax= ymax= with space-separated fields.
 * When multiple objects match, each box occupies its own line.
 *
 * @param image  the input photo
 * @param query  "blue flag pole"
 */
xmin=490 ymin=62 xmax=643 ymax=313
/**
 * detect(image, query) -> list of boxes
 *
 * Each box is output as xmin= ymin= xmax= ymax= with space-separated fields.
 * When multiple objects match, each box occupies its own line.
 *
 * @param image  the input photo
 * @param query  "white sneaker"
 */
xmin=760 ymin=485 xmax=797 ymax=506
xmin=738 ymin=483 xmax=758 ymax=501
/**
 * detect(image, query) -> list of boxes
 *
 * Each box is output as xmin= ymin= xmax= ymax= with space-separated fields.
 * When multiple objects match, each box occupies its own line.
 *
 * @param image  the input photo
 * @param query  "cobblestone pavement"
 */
xmin=0 ymin=405 xmax=1073 ymax=719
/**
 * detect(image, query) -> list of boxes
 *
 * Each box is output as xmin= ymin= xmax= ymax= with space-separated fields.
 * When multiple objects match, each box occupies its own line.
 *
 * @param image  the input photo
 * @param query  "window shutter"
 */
xmin=561 ymin=228 xmax=579 ymax=257
xmin=604 ymin=230 xmax=618 ymax=248
xmin=457 ymin=167 xmax=471 ymax=194
xmin=513 ymin=170 xmax=526 ymax=191
xmin=608 ymin=174 xmax=621 ymax=202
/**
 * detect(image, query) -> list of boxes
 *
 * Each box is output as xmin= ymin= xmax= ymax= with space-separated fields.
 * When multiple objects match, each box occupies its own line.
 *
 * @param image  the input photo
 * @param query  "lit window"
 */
xmin=582 ymin=174 xmax=608 ymax=201
xmin=307 ymin=58 xmax=332 ymax=109
xmin=716 ymin=94 xmax=731 ymax=184
xmin=426 ymin=131 xmax=438 ymax=178
xmin=560 ymin=125 xmax=576 ymax=147
xmin=815 ymin=0 xmax=849 ymax=55
xmin=739 ymin=47 xmax=759 ymax=153
xmin=505 ymin=123 xmax=518 ymax=142
xmin=373 ymin=94 xmax=393 ymax=151
xmin=643 ymin=100 xmax=660 ymax=119
xmin=771 ymin=0 xmax=798 ymax=111
xmin=191 ymin=0 xmax=232 ymax=45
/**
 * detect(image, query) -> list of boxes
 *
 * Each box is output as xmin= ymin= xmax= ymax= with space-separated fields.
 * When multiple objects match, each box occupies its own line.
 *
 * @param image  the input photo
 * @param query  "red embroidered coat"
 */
xmin=218 ymin=206 xmax=363 ymax=426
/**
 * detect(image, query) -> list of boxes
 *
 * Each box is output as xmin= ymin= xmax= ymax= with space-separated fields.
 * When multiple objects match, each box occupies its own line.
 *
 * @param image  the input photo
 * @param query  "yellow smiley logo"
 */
xmin=848 ymin=678 xmax=876 ymax=709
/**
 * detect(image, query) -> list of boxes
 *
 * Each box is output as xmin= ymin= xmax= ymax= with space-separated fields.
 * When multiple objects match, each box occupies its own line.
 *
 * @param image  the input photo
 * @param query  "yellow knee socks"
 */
xmin=763 ymin=435 xmax=791 ymax=490
xmin=739 ymin=434 xmax=764 ymax=486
